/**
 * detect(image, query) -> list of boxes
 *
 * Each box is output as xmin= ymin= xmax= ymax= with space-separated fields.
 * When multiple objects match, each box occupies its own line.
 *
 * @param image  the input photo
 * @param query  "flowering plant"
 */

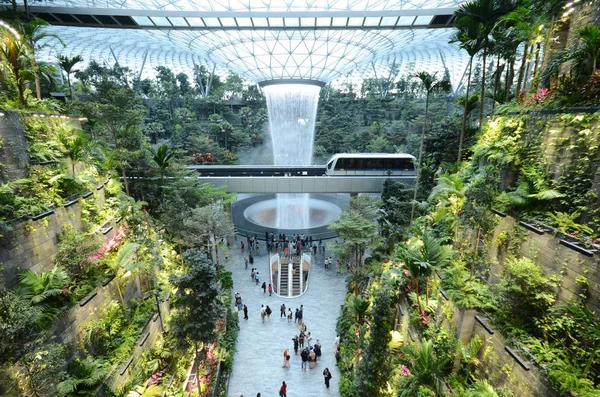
xmin=86 ymin=225 xmax=128 ymax=263
xmin=524 ymin=88 xmax=550 ymax=105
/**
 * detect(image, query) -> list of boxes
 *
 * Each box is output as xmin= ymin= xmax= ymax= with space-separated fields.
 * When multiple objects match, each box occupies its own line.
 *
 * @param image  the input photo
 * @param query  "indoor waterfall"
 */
xmin=263 ymin=83 xmax=321 ymax=229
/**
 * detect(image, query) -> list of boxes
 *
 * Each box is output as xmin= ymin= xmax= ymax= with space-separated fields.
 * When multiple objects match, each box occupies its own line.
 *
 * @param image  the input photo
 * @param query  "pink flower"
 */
xmin=400 ymin=364 xmax=411 ymax=376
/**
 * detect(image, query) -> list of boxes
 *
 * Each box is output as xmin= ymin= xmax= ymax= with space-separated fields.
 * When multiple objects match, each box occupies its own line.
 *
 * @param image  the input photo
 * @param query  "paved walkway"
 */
xmin=224 ymin=239 xmax=347 ymax=397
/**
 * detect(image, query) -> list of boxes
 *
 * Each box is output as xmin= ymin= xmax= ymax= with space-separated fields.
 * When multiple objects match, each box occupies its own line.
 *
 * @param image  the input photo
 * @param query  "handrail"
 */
xmin=276 ymin=254 xmax=281 ymax=295
xmin=288 ymin=256 xmax=293 ymax=298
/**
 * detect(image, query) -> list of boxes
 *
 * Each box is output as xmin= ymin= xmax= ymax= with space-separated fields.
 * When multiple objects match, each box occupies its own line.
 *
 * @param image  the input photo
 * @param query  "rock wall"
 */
xmin=488 ymin=214 xmax=600 ymax=317
xmin=473 ymin=319 xmax=558 ymax=397
xmin=0 ymin=112 xmax=30 ymax=182
xmin=0 ymin=184 xmax=110 ymax=289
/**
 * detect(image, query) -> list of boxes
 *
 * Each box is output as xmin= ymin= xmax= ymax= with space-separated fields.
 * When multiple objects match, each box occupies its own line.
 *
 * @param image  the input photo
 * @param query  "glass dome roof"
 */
xmin=29 ymin=0 xmax=468 ymax=86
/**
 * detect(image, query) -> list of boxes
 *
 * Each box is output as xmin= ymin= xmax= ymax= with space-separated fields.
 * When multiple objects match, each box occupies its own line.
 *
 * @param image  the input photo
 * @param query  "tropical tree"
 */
xmin=544 ymin=25 xmax=600 ymax=84
xmin=15 ymin=18 xmax=63 ymax=100
xmin=56 ymin=54 xmax=83 ymax=99
xmin=148 ymin=144 xmax=176 ymax=184
xmin=183 ymin=205 xmax=234 ymax=264
xmin=169 ymin=249 xmax=225 ymax=395
xmin=454 ymin=0 xmax=514 ymax=131
xmin=58 ymin=129 xmax=88 ymax=176
xmin=398 ymin=340 xmax=450 ymax=397
xmin=395 ymin=230 xmax=454 ymax=310
xmin=451 ymin=16 xmax=483 ymax=161
xmin=410 ymin=71 xmax=451 ymax=223
xmin=0 ymin=28 xmax=33 ymax=105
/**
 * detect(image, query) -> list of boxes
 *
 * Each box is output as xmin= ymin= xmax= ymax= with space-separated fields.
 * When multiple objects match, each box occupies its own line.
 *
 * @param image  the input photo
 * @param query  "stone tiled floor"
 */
xmin=224 ymin=239 xmax=347 ymax=397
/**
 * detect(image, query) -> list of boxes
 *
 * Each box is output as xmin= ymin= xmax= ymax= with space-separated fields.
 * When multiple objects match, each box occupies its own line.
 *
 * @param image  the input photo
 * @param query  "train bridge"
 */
xmin=189 ymin=165 xmax=415 ymax=194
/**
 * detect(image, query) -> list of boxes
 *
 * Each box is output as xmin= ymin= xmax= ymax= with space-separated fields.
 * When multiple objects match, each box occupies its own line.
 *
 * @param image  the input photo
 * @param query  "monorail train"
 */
xmin=325 ymin=153 xmax=416 ymax=176
xmin=190 ymin=153 xmax=416 ymax=177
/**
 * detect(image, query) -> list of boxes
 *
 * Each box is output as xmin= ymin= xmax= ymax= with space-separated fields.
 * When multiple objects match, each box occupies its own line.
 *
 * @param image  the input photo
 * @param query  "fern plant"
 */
xmin=17 ymin=265 xmax=69 ymax=306
xmin=56 ymin=356 xmax=107 ymax=396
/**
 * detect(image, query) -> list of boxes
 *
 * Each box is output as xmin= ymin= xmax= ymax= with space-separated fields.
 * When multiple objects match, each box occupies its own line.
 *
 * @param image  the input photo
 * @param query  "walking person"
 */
xmin=251 ymin=268 xmax=255 ymax=282
xmin=292 ymin=336 xmax=299 ymax=355
xmin=287 ymin=308 xmax=293 ymax=322
xmin=245 ymin=257 xmax=248 ymax=270
xmin=262 ymin=281 xmax=267 ymax=293
xmin=280 ymin=303 xmax=286 ymax=318
xmin=243 ymin=304 xmax=248 ymax=320
xmin=241 ymin=241 xmax=245 ymax=252
xmin=294 ymin=308 xmax=299 ymax=323
xmin=309 ymin=348 xmax=316 ymax=369
xmin=300 ymin=348 xmax=309 ymax=370
xmin=279 ymin=381 xmax=287 ymax=397
xmin=260 ymin=305 xmax=266 ymax=323
xmin=268 ymin=283 xmax=273 ymax=296
xmin=323 ymin=368 xmax=332 ymax=388
xmin=282 ymin=348 xmax=289 ymax=368
xmin=265 ymin=305 xmax=272 ymax=321
xmin=255 ymin=271 xmax=260 ymax=285
xmin=298 ymin=333 xmax=305 ymax=348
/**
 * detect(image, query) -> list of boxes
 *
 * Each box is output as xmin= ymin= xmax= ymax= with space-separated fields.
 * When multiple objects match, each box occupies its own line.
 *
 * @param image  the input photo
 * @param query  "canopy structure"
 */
xmin=24 ymin=0 xmax=470 ymax=87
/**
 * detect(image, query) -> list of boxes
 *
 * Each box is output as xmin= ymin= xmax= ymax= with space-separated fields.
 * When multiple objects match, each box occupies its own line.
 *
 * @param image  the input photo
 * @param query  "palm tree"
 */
xmin=397 ymin=230 xmax=454 ymax=310
xmin=348 ymin=296 xmax=370 ymax=325
xmin=17 ymin=266 xmax=69 ymax=305
xmin=0 ymin=29 xmax=34 ymax=105
xmin=455 ymin=0 xmax=514 ymax=132
xmin=58 ymin=129 xmax=88 ymax=176
xmin=410 ymin=71 xmax=451 ymax=223
xmin=148 ymin=144 xmax=176 ymax=184
xmin=398 ymin=340 xmax=450 ymax=397
xmin=451 ymin=16 xmax=484 ymax=161
xmin=573 ymin=26 xmax=600 ymax=76
xmin=15 ymin=18 xmax=63 ymax=100
xmin=56 ymin=54 xmax=83 ymax=100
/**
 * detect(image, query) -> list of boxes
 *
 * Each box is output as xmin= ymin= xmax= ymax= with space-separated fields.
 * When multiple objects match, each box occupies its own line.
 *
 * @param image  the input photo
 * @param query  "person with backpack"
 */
xmin=265 ymin=305 xmax=272 ymax=321
xmin=261 ymin=281 xmax=267 ymax=293
xmin=323 ymin=368 xmax=332 ymax=388
xmin=279 ymin=381 xmax=287 ymax=397
xmin=300 ymin=348 xmax=309 ymax=370
xmin=314 ymin=340 xmax=322 ymax=360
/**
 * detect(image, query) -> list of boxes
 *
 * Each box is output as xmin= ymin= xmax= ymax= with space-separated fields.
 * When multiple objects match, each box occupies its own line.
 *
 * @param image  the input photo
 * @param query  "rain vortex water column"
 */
xmin=262 ymin=82 xmax=321 ymax=229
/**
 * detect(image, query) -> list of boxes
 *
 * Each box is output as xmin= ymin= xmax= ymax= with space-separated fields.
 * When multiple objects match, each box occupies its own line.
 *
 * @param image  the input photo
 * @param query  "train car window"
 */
xmin=367 ymin=158 xmax=382 ymax=168
xmin=384 ymin=159 xmax=394 ymax=169
xmin=335 ymin=159 xmax=346 ymax=170
xmin=356 ymin=159 xmax=364 ymax=169
xmin=347 ymin=158 xmax=355 ymax=169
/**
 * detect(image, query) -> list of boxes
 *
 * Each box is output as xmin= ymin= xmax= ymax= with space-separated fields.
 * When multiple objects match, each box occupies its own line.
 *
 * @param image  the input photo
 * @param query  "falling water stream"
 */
xmin=263 ymin=84 xmax=321 ymax=229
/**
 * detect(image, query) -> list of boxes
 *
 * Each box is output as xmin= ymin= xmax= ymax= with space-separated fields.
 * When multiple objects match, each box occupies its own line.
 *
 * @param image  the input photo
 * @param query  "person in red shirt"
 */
xmin=279 ymin=381 xmax=287 ymax=397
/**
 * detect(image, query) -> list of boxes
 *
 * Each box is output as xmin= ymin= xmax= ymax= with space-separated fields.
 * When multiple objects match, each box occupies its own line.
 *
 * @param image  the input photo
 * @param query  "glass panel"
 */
xmin=284 ymin=17 xmax=299 ymax=27
xmin=347 ymin=17 xmax=364 ymax=26
xmin=335 ymin=159 xmax=346 ymax=170
xmin=414 ymin=16 xmax=433 ymax=25
xmin=366 ymin=158 xmax=383 ymax=168
xmin=347 ymin=158 xmax=355 ymax=169
xmin=356 ymin=159 xmax=364 ymax=169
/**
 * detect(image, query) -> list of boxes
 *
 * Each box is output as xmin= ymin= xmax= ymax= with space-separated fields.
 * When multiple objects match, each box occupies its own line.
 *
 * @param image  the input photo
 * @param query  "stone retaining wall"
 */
xmin=0 ymin=185 xmax=109 ymax=289
xmin=0 ymin=112 xmax=29 ymax=182
xmin=488 ymin=215 xmax=600 ymax=317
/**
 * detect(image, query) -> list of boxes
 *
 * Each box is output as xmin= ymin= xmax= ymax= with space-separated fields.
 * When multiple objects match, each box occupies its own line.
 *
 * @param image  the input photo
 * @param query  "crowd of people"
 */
xmin=233 ymin=232 xmax=338 ymax=396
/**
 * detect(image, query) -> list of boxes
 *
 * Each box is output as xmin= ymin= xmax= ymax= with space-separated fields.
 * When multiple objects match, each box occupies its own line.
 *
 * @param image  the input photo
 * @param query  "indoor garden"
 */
xmin=0 ymin=0 xmax=599 ymax=396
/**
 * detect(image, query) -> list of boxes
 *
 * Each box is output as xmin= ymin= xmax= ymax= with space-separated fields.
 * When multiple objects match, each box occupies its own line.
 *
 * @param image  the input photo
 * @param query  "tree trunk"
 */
xmin=516 ymin=42 xmax=529 ymax=97
xmin=523 ymin=43 xmax=535 ymax=92
xmin=532 ymin=43 xmax=542 ymax=87
xmin=425 ymin=276 xmax=430 ymax=307
xmin=470 ymin=226 xmax=481 ymax=280
xmin=415 ymin=278 xmax=421 ymax=312
xmin=492 ymin=58 xmax=501 ymax=112
xmin=410 ymin=91 xmax=430 ymax=223
xmin=478 ymin=47 xmax=487 ymax=135
xmin=539 ymin=16 xmax=556 ymax=80
xmin=504 ymin=60 xmax=511 ymax=102
xmin=67 ymin=73 xmax=73 ymax=100
xmin=32 ymin=58 xmax=41 ymax=100
xmin=458 ymin=56 xmax=473 ymax=162
xmin=195 ymin=343 xmax=201 ymax=397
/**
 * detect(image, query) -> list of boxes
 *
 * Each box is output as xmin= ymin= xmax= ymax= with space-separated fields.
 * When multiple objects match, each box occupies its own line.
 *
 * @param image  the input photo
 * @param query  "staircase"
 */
xmin=292 ymin=261 xmax=301 ymax=296
xmin=279 ymin=261 xmax=289 ymax=296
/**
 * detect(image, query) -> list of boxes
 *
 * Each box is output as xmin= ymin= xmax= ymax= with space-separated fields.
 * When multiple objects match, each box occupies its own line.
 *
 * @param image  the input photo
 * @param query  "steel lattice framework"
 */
xmin=23 ymin=0 xmax=470 ymax=86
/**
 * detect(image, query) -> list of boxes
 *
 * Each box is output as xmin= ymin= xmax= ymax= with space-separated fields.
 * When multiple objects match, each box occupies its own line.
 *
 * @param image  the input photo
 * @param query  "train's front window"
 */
xmin=327 ymin=161 xmax=333 ymax=169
